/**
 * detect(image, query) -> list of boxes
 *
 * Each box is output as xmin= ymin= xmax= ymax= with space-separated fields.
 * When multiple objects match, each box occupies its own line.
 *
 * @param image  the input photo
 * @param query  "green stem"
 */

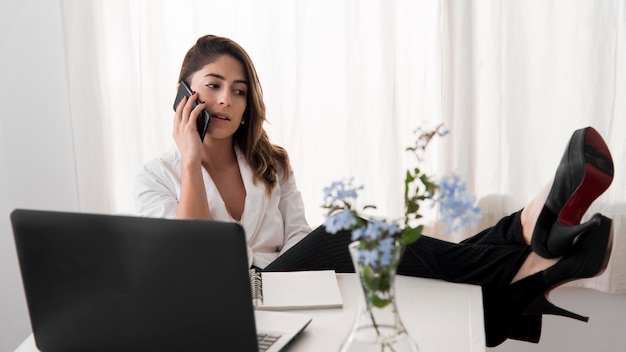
xmin=365 ymin=290 xmax=397 ymax=352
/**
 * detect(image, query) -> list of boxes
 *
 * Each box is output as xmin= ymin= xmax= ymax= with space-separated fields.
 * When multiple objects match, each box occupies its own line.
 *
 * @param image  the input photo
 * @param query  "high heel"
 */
xmin=526 ymin=215 xmax=613 ymax=320
xmin=531 ymin=126 xmax=614 ymax=258
xmin=525 ymin=295 xmax=588 ymax=322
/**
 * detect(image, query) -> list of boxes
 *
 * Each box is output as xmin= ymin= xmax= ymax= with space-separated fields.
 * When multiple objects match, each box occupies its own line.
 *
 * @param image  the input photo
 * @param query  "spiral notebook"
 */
xmin=250 ymin=269 xmax=343 ymax=310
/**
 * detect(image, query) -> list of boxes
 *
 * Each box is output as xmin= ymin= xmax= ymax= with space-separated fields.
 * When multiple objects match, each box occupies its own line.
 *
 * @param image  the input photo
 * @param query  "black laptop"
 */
xmin=11 ymin=209 xmax=311 ymax=352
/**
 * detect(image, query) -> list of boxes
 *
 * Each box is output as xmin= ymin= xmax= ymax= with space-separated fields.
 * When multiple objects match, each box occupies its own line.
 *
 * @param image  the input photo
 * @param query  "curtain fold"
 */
xmin=60 ymin=0 xmax=625 ymax=293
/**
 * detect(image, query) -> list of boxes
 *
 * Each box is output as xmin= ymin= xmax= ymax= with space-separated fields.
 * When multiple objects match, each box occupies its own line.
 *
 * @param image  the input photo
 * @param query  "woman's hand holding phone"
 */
xmin=172 ymin=88 xmax=206 ymax=167
xmin=172 ymin=84 xmax=213 ymax=221
xmin=173 ymin=80 xmax=210 ymax=141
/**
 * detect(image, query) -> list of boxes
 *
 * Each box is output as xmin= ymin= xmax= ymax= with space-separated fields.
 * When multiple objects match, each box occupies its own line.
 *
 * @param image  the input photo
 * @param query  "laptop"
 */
xmin=11 ymin=209 xmax=312 ymax=352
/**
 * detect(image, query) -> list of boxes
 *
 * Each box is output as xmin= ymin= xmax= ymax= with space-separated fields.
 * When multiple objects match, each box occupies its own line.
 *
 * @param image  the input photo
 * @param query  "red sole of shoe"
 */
xmin=559 ymin=128 xmax=613 ymax=226
xmin=559 ymin=164 xmax=613 ymax=226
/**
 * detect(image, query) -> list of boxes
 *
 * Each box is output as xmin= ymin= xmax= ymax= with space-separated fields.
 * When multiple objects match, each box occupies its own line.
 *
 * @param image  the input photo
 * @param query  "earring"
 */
xmin=241 ymin=120 xmax=245 ymax=125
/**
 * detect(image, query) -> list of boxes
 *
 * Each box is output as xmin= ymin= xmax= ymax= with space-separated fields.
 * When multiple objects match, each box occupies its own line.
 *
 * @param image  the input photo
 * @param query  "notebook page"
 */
xmin=257 ymin=270 xmax=343 ymax=310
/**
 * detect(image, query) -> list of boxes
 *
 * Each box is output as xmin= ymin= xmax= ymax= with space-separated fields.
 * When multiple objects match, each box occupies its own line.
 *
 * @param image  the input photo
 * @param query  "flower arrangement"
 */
xmin=322 ymin=124 xmax=481 ymax=350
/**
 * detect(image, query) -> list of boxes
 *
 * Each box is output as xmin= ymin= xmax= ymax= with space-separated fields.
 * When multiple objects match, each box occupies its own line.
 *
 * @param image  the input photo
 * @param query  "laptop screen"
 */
xmin=11 ymin=209 xmax=259 ymax=352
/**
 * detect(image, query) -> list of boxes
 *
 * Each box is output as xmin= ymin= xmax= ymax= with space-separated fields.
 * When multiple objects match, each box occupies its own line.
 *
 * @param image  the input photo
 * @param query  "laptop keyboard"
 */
xmin=257 ymin=332 xmax=281 ymax=352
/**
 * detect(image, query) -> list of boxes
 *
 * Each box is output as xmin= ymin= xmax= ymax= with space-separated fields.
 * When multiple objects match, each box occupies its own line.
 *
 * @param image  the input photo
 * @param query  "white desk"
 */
xmin=15 ymin=274 xmax=485 ymax=352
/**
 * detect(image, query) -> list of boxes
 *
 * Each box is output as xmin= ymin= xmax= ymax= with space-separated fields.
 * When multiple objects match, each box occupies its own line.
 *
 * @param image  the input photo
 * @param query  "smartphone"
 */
xmin=173 ymin=80 xmax=210 ymax=141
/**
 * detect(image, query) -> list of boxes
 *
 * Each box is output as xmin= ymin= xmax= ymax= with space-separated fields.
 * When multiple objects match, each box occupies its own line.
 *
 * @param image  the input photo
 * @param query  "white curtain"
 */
xmin=60 ymin=0 xmax=626 ymax=293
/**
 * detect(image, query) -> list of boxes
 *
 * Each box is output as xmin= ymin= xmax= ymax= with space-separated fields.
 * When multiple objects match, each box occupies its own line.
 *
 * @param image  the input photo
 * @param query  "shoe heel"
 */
xmin=525 ymin=295 xmax=589 ymax=322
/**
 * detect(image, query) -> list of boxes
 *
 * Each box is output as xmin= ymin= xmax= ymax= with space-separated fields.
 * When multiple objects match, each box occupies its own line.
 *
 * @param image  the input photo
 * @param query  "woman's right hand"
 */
xmin=172 ymin=90 xmax=212 ymax=220
xmin=172 ymin=91 xmax=206 ymax=166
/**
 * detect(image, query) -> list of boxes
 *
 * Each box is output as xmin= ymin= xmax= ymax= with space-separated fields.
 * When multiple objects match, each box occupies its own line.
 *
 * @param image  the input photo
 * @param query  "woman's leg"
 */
xmin=520 ymin=181 xmax=552 ymax=245
xmin=514 ymin=181 xmax=561 ymax=282
xmin=263 ymin=226 xmax=355 ymax=273
xmin=398 ymin=216 xmax=530 ymax=291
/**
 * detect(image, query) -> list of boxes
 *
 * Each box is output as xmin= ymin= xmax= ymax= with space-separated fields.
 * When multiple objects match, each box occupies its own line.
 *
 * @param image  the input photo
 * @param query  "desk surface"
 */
xmin=15 ymin=273 xmax=485 ymax=352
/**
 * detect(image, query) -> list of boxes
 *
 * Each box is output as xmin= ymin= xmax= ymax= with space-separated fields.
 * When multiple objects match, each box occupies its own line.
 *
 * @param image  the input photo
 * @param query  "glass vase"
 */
xmin=341 ymin=242 xmax=419 ymax=352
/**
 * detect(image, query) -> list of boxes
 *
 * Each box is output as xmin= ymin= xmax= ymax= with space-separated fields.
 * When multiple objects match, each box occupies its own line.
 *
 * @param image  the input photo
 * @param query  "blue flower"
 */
xmin=324 ymin=209 xmax=357 ymax=234
xmin=436 ymin=173 xmax=481 ymax=233
xmin=379 ymin=249 xmax=393 ymax=267
xmin=322 ymin=179 xmax=361 ymax=208
xmin=381 ymin=221 xmax=401 ymax=236
xmin=378 ymin=237 xmax=395 ymax=252
xmin=378 ymin=237 xmax=396 ymax=266
xmin=363 ymin=221 xmax=385 ymax=241
xmin=358 ymin=249 xmax=379 ymax=267
xmin=351 ymin=227 xmax=366 ymax=241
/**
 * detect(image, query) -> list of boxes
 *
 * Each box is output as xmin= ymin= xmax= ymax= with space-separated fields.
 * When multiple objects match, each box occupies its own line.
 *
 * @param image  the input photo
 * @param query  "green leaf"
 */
xmin=371 ymin=294 xmax=390 ymax=308
xmin=402 ymin=225 xmax=423 ymax=245
xmin=405 ymin=170 xmax=415 ymax=183
xmin=406 ymin=201 xmax=419 ymax=214
xmin=360 ymin=265 xmax=379 ymax=291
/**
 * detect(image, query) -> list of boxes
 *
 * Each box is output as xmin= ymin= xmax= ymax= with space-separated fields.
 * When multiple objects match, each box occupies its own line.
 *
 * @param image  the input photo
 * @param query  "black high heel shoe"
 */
xmin=531 ymin=127 xmax=614 ymax=258
xmin=509 ymin=215 xmax=613 ymax=322
xmin=484 ymin=215 xmax=612 ymax=347
xmin=525 ymin=214 xmax=613 ymax=320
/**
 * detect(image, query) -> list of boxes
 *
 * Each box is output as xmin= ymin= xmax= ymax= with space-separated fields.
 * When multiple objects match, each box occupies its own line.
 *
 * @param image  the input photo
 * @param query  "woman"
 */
xmin=136 ymin=35 xmax=310 ymax=268
xmin=135 ymin=34 xmax=615 ymax=347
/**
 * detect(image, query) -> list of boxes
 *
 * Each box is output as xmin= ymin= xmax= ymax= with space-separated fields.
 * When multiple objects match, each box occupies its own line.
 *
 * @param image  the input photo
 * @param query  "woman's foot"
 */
xmin=510 ymin=252 xmax=558 ymax=284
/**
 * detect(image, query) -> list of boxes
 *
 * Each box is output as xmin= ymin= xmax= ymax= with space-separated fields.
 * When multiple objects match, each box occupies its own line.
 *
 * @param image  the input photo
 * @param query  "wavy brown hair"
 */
xmin=179 ymin=34 xmax=291 ymax=194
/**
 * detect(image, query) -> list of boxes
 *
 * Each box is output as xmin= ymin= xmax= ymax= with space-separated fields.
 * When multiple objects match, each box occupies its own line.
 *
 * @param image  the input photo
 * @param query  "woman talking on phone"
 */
xmin=135 ymin=34 xmax=615 ymax=347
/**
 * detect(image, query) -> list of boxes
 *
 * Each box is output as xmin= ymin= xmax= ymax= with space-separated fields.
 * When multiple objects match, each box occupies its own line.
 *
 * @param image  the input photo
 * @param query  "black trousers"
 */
xmin=264 ymin=211 xmax=540 ymax=346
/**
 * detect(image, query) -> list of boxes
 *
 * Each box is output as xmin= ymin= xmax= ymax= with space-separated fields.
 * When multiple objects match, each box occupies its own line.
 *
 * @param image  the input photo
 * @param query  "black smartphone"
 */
xmin=173 ymin=80 xmax=210 ymax=141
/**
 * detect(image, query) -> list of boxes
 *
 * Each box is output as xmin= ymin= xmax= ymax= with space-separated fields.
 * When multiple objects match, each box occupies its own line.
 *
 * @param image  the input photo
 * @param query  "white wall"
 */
xmin=0 ymin=1 xmax=79 ymax=350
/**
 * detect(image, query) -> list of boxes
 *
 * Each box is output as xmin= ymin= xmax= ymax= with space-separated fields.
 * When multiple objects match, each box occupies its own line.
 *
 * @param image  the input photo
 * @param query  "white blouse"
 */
xmin=134 ymin=146 xmax=311 ymax=268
